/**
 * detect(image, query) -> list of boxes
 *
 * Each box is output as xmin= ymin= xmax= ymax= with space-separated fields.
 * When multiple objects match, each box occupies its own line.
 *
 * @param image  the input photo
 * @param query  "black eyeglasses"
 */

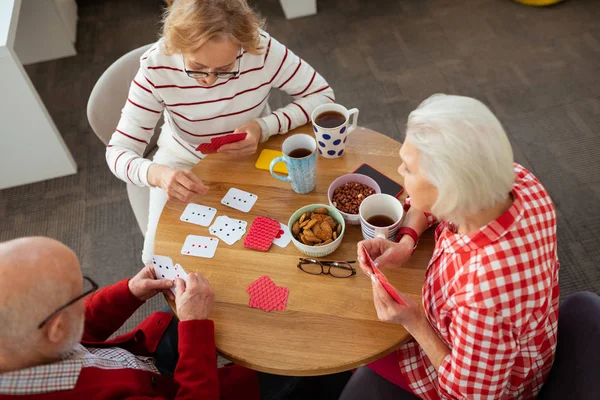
xmin=297 ymin=258 xmax=357 ymax=278
xmin=37 ymin=276 xmax=99 ymax=329
xmin=182 ymin=50 xmax=241 ymax=80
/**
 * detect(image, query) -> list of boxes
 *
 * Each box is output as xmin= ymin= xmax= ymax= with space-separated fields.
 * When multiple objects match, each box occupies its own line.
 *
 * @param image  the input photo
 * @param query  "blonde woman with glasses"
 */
xmin=105 ymin=0 xmax=335 ymax=263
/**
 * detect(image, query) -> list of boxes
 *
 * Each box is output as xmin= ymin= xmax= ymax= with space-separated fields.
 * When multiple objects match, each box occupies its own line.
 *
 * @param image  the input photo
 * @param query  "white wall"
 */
xmin=0 ymin=0 xmax=77 ymax=190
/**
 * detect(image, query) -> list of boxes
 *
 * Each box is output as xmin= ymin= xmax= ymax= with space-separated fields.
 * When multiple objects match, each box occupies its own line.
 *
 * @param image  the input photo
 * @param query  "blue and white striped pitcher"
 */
xmin=269 ymin=134 xmax=317 ymax=194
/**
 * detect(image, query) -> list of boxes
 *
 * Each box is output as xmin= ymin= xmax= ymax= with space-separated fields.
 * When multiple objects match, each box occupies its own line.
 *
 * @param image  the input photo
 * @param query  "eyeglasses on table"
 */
xmin=297 ymin=258 xmax=357 ymax=278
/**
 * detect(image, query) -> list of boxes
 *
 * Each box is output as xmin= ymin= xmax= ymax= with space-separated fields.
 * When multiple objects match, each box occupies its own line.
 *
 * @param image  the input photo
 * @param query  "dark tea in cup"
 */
xmin=366 ymin=214 xmax=395 ymax=227
xmin=315 ymin=111 xmax=346 ymax=129
xmin=288 ymin=148 xmax=313 ymax=158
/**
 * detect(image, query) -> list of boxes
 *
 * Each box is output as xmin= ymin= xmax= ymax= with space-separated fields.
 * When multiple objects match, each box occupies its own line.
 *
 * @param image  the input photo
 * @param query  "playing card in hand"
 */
xmin=196 ymin=133 xmax=247 ymax=154
xmin=221 ymin=188 xmax=258 ymax=213
xmin=151 ymin=255 xmax=188 ymax=294
xmin=361 ymin=247 xmax=406 ymax=306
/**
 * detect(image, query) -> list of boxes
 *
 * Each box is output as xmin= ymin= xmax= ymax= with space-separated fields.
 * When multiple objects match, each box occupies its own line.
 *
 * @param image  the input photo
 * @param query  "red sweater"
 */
xmin=0 ymin=280 xmax=259 ymax=400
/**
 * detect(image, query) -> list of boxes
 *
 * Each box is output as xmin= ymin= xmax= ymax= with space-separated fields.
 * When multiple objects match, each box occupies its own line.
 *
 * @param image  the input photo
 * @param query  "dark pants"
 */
xmin=153 ymin=307 xmax=351 ymax=400
xmin=339 ymin=366 xmax=420 ymax=400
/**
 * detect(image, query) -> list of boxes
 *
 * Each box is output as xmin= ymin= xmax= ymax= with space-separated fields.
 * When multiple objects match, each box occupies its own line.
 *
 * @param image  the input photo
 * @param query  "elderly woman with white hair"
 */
xmin=340 ymin=94 xmax=560 ymax=400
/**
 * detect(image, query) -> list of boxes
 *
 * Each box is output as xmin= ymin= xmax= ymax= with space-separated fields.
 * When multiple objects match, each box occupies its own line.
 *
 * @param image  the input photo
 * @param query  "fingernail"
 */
xmin=370 ymin=274 xmax=377 ymax=284
xmin=166 ymin=281 xmax=173 ymax=287
xmin=358 ymin=256 xmax=363 ymax=262
xmin=374 ymin=262 xmax=380 ymax=268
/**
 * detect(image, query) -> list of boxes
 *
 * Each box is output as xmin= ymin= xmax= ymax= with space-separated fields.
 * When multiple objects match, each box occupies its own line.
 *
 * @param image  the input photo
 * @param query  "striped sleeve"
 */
xmin=105 ymin=54 xmax=164 ymax=187
xmin=257 ymin=35 xmax=335 ymax=140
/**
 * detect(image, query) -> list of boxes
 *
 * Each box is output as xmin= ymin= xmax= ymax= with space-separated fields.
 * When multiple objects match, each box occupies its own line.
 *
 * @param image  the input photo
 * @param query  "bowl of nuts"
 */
xmin=288 ymin=204 xmax=345 ymax=258
xmin=328 ymin=174 xmax=381 ymax=225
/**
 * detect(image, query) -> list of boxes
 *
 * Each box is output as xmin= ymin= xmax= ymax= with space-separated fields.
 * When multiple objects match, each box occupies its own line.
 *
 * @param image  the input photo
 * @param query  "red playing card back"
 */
xmin=211 ymin=132 xmax=247 ymax=148
xmin=244 ymin=216 xmax=280 ymax=251
xmin=361 ymin=246 xmax=407 ymax=306
xmin=196 ymin=133 xmax=247 ymax=154
xmin=197 ymin=142 xmax=219 ymax=154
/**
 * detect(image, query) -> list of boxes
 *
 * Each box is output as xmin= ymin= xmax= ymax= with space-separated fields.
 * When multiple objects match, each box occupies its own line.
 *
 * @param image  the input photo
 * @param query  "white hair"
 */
xmin=405 ymin=94 xmax=514 ymax=223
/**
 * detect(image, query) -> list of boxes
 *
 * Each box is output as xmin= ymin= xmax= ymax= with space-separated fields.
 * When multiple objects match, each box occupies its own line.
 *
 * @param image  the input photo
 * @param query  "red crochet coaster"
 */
xmin=246 ymin=276 xmax=289 ymax=312
xmin=243 ymin=216 xmax=280 ymax=251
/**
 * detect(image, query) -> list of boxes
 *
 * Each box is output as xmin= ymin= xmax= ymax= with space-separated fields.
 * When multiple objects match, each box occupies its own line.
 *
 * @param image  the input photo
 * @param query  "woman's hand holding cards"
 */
xmin=148 ymin=164 xmax=209 ymax=203
xmin=218 ymin=120 xmax=262 ymax=156
xmin=357 ymin=237 xmax=412 ymax=270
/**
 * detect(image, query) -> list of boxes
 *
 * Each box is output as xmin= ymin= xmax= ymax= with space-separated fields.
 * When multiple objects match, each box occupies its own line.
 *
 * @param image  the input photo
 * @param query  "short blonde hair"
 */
xmin=406 ymin=94 xmax=515 ymax=223
xmin=162 ymin=0 xmax=265 ymax=56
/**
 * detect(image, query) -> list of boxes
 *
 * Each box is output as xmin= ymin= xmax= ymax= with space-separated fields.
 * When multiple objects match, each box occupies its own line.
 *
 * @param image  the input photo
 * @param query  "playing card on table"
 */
xmin=180 ymin=203 xmax=217 ymax=227
xmin=209 ymin=215 xmax=247 ymax=245
xmin=181 ymin=235 xmax=219 ymax=258
xmin=243 ymin=216 xmax=280 ymax=251
xmin=221 ymin=188 xmax=258 ymax=213
xmin=272 ymin=222 xmax=292 ymax=248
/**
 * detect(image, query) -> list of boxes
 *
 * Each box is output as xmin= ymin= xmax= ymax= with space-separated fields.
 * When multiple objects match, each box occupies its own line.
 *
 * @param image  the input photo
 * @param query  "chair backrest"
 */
xmin=537 ymin=291 xmax=600 ymax=400
xmin=87 ymin=44 xmax=161 ymax=153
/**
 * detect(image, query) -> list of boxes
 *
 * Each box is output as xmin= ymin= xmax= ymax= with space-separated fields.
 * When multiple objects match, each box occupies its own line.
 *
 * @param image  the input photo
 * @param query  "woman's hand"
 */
xmin=148 ymin=164 xmax=208 ymax=203
xmin=357 ymin=237 xmax=413 ymax=271
xmin=371 ymin=276 xmax=421 ymax=327
xmin=218 ymin=120 xmax=262 ymax=156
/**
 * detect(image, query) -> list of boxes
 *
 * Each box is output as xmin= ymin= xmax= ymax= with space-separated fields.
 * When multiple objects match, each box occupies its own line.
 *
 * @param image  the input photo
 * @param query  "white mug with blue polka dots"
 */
xmin=311 ymin=103 xmax=359 ymax=159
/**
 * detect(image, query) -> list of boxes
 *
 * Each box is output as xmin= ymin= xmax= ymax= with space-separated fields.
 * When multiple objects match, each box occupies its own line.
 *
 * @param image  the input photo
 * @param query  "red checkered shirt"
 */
xmin=398 ymin=163 xmax=560 ymax=399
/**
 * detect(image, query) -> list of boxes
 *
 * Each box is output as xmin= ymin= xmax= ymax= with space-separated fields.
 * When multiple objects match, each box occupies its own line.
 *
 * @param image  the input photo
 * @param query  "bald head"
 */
xmin=0 ymin=237 xmax=82 ymax=298
xmin=0 ymin=237 xmax=84 ymax=367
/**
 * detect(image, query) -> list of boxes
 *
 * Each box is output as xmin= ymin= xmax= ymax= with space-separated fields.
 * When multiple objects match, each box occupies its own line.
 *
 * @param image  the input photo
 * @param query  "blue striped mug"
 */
xmin=359 ymin=194 xmax=404 ymax=241
xmin=269 ymin=134 xmax=317 ymax=194
xmin=311 ymin=103 xmax=359 ymax=159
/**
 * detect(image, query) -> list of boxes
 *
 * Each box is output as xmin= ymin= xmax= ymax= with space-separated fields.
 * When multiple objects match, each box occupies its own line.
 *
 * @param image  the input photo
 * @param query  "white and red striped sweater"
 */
xmin=105 ymin=31 xmax=335 ymax=187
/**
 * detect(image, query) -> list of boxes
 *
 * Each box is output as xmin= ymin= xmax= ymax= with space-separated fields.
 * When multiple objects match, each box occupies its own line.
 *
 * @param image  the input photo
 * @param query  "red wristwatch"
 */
xmin=395 ymin=227 xmax=419 ymax=252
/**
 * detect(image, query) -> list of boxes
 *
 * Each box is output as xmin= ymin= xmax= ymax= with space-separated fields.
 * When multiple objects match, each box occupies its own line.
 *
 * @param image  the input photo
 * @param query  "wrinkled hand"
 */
xmin=371 ymin=276 xmax=421 ymax=327
xmin=218 ymin=120 xmax=262 ymax=157
xmin=128 ymin=264 xmax=174 ymax=301
xmin=357 ymin=238 xmax=413 ymax=271
xmin=149 ymin=164 xmax=208 ymax=203
xmin=174 ymin=273 xmax=214 ymax=321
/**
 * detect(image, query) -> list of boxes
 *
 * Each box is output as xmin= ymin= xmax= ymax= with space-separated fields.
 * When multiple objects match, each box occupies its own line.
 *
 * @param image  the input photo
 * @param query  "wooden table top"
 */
xmin=154 ymin=125 xmax=434 ymax=376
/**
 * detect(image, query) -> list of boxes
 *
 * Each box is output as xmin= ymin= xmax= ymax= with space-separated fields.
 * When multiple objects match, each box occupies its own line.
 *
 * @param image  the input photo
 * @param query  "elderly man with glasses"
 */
xmin=0 ymin=237 xmax=351 ymax=400
xmin=0 ymin=236 xmax=259 ymax=399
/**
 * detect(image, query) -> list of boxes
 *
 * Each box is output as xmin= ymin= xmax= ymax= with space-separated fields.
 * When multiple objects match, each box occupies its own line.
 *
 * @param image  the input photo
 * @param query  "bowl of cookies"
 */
xmin=328 ymin=174 xmax=381 ymax=225
xmin=288 ymin=204 xmax=345 ymax=258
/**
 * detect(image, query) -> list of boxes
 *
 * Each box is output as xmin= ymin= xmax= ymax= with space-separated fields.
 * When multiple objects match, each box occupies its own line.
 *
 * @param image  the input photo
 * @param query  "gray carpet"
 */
xmin=1 ymin=0 xmax=599 ymax=335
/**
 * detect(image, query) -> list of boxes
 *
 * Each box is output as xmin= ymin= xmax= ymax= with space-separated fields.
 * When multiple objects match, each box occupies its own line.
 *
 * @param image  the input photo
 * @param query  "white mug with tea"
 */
xmin=359 ymin=194 xmax=404 ymax=241
xmin=311 ymin=103 xmax=359 ymax=159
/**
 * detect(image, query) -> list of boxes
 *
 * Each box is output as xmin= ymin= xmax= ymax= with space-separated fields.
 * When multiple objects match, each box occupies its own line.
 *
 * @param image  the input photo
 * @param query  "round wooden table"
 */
xmin=155 ymin=125 xmax=434 ymax=376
